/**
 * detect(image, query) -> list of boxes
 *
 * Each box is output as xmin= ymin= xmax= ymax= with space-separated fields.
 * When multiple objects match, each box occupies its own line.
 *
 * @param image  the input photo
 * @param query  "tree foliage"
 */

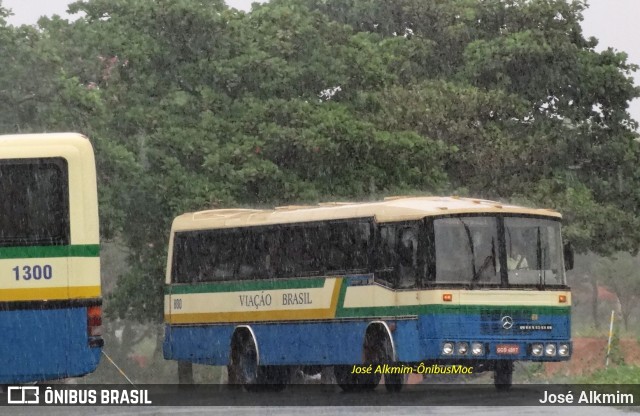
xmin=0 ymin=0 xmax=638 ymax=321
xmin=596 ymin=253 xmax=640 ymax=331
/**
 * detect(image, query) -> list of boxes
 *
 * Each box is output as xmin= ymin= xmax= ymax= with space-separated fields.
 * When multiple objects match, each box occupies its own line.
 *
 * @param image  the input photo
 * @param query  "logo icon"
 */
xmin=7 ymin=386 xmax=40 ymax=404
xmin=501 ymin=315 xmax=514 ymax=330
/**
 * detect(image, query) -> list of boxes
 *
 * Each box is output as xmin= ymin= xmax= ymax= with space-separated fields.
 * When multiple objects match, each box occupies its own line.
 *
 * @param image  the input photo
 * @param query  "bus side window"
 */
xmin=276 ymin=227 xmax=293 ymax=277
xmin=173 ymin=231 xmax=217 ymax=283
xmin=375 ymin=224 xmax=397 ymax=287
xmin=326 ymin=223 xmax=347 ymax=273
xmin=171 ymin=234 xmax=189 ymax=283
xmin=266 ymin=228 xmax=280 ymax=277
xmin=192 ymin=232 xmax=211 ymax=283
xmin=322 ymin=221 xmax=370 ymax=274
xmin=188 ymin=231 xmax=213 ymax=283
xmin=274 ymin=226 xmax=311 ymax=277
xmin=316 ymin=223 xmax=333 ymax=274
xmin=303 ymin=225 xmax=323 ymax=275
xmin=397 ymin=227 xmax=418 ymax=289
xmin=353 ymin=222 xmax=371 ymax=271
xmin=238 ymin=229 xmax=270 ymax=280
xmin=212 ymin=231 xmax=238 ymax=281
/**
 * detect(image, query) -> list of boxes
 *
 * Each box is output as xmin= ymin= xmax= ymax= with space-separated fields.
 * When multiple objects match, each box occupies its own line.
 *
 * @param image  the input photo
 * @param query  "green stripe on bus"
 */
xmin=166 ymin=278 xmax=326 ymax=295
xmin=336 ymin=304 xmax=570 ymax=318
xmin=0 ymin=244 xmax=100 ymax=259
xmin=335 ymin=279 xmax=348 ymax=316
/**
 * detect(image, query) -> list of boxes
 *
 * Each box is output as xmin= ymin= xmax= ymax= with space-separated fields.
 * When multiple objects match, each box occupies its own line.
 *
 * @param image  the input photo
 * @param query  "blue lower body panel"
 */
xmin=165 ymin=319 xmax=429 ymax=366
xmin=164 ymin=312 xmax=571 ymax=366
xmin=165 ymin=321 xmax=372 ymax=365
xmin=0 ymin=307 xmax=101 ymax=383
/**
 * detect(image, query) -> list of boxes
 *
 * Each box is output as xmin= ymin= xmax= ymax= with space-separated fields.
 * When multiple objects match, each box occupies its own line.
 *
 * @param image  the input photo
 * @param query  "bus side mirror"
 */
xmin=563 ymin=241 xmax=574 ymax=271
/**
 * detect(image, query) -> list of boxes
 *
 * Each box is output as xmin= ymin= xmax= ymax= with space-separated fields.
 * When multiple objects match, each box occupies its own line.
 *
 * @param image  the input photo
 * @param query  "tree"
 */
xmin=302 ymin=0 xmax=640 ymax=255
xmin=38 ymin=0 xmax=452 ymax=321
xmin=1 ymin=0 xmax=638 ymax=322
xmin=596 ymin=253 xmax=640 ymax=331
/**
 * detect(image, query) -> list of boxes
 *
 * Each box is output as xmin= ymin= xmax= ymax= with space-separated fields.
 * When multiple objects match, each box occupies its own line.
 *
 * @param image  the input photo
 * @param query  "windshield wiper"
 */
xmin=459 ymin=219 xmax=476 ymax=282
xmin=536 ymin=227 xmax=544 ymax=288
xmin=473 ymin=237 xmax=496 ymax=283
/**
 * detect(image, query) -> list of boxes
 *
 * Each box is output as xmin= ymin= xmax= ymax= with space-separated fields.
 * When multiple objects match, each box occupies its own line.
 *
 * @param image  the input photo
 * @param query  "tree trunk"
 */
xmin=590 ymin=274 xmax=600 ymax=330
xmin=619 ymin=300 xmax=629 ymax=331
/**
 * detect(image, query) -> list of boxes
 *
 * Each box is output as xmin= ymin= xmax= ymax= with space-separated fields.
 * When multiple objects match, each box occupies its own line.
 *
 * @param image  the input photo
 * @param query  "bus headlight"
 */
xmin=545 ymin=343 xmax=556 ymax=356
xmin=442 ymin=342 xmax=454 ymax=355
xmin=558 ymin=343 xmax=570 ymax=357
xmin=457 ymin=342 xmax=469 ymax=355
xmin=471 ymin=342 xmax=484 ymax=356
xmin=531 ymin=343 xmax=543 ymax=357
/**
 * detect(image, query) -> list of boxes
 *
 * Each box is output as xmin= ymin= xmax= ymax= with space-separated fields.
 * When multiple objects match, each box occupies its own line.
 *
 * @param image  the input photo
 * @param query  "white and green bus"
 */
xmin=0 ymin=133 xmax=103 ymax=383
xmin=163 ymin=197 xmax=572 ymax=391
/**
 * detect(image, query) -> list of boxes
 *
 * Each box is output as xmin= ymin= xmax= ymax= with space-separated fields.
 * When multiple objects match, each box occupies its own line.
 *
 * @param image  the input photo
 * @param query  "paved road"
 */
xmin=0 ymin=405 xmax=636 ymax=416
xmin=1 ymin=384 xmax=638 ymax=415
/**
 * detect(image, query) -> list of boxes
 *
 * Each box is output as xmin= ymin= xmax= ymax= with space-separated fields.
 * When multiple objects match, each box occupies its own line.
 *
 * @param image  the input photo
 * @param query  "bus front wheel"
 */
xmin=384 ymin=373 xmax=405 ymax=392
xmin=367 ymin=325 xmax=404 ymax=393
xmin=494 ymin=361 xmax=513 ymax=391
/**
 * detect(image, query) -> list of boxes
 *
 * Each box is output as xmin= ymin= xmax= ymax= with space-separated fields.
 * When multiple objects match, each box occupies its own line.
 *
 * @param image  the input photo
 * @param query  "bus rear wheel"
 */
xmin=259 ymin=366 xmax=290 ymax=392
xmin=235 ymin=336 xmax=260 ymax=391
xmin=230 ymin=334 xmax=289 ymax=392
xmin=334 ymin=365 xmax=380 ymax=392
xmin=494 ymin=361 xmax=513 ymax=391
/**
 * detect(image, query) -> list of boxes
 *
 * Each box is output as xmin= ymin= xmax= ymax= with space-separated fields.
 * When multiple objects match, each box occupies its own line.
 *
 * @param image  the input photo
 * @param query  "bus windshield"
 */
xmin=434 ymin=216 xmax=565 ymax=286
xmin=504 ymin=217 xmax=564 ymax=286
xmin=435 ymin=217 xmax=500 ymax=284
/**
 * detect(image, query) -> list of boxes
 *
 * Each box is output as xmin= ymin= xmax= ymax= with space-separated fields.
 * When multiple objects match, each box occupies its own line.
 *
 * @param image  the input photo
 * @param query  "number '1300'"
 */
xmin=13 ymin=265 xmax=53 ymax=280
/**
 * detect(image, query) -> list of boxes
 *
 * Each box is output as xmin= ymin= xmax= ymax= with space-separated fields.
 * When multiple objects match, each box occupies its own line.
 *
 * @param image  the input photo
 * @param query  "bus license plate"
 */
xmin=496 ymin=344 xmax=520 ymax=354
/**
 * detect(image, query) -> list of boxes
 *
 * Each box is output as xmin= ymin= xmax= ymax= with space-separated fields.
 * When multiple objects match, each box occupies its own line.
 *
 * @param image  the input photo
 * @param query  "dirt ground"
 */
xmin=544 ymin=337 xmax=640 ymax=377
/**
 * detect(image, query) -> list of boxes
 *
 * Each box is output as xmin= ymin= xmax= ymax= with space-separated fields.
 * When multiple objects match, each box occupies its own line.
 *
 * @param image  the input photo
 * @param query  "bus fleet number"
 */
xmin=12 ymin=265 xmax=53 ymax=281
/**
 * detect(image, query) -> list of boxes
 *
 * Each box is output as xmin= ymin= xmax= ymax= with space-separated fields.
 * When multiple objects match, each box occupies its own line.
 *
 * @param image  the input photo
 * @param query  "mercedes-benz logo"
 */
xmin=501 ymin=315 xmax=514 ymax=330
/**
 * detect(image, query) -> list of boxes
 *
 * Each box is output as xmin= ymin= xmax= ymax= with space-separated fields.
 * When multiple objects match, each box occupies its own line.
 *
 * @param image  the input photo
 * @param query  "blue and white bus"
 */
xmin=0 ymin=133 xmax=103 ymax=384
xmin=163 ymin=197 xmax=572 ymax=391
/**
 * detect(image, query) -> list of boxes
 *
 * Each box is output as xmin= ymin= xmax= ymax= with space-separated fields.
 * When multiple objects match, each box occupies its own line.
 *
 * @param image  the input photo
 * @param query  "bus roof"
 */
xmin=171 ymin=196 xmax=561 ymax=232
xmin=0 ymin=132 xmax=99 ymax=245
xmin=0 ymin=132 xmax=92 ymax=151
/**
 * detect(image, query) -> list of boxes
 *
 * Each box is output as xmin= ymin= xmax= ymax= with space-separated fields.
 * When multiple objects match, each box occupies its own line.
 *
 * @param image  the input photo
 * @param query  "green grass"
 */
xmin=575 ymin=365 xmax=640 ymax=384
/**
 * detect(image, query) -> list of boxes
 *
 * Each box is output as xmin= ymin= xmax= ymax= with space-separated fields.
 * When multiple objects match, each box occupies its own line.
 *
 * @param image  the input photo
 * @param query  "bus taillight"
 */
xmin=87 ymin=305 xmax=103 ymax=338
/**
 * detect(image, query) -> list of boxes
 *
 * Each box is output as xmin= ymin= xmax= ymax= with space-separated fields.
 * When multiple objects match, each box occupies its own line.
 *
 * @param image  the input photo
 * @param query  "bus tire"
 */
xmin=365 ymin=324 xmax=400 ymax=392
xmin=494 ymin=361 xmax=513 ymax=391
xmin=384 ymin=373 xmax=405 ymax=393
xmin=231 ymin=333 xmax=289 ymax=392
xmin=334 ymin=365 xmax=371 ymax=392
xmin=258 ymin=366 xmax=290 ymax=392
xmin=226 ymin=364 xmax=242 ymax=390
xmin=231 ymin=334 xmax=261 ymax=391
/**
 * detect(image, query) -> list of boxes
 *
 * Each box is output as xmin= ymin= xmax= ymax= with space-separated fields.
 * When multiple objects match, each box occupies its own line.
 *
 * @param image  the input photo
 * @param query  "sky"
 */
xmin=2 ymin=0 xmax=639 ymax=128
